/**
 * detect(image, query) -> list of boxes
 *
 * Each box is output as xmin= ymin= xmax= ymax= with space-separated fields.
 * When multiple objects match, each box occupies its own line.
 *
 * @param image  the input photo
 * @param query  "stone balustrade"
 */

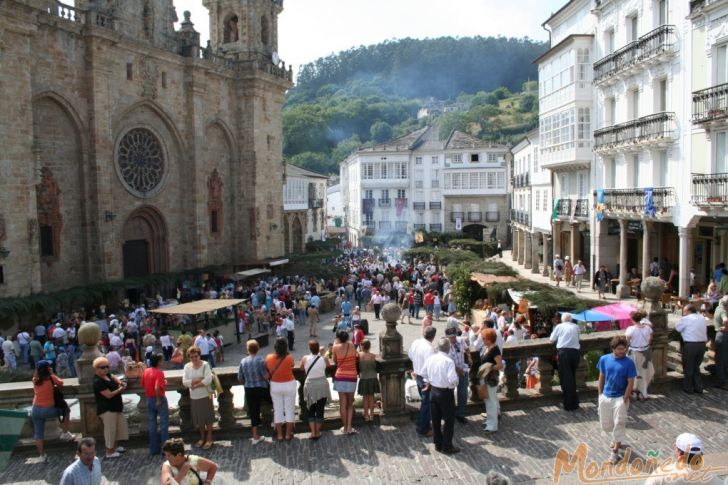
xmin=0 ymin=298 xmax=680 ymax=440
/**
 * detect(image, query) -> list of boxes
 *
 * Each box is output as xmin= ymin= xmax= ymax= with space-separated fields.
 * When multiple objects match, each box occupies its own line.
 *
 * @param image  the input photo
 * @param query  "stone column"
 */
xmin=217 ymin=380 xmax=236 ymax=428
xmin=542 ymin=233 xmax=550 ymax=277
xmin=616 ymin=219 xmax=630 ymax=298
xmin=570 ymin=223 xmax=578 ymax=262
xmin=537 ymin=357 xmax=554 ymax=395
xmin=178 ymin=388 xmax=194 ymax=432
xmin=76 ymin=322 xmax=104 ymax=435
xmin=511 ymin=226 xmax=519 ymax=261
xmin=377 ymin=303 xmax=410 ymax=422
xmin=504 ymin=358 xmax=519 ymax=399
xmin=524 ymin=231 xmax=533 ymax=269
xmin=517 ymin=230 xmax=525 ymax=265
xmin=642 ymin=220 xmax=651 ymax=281
xmin=678 ymin=227 xmax=693 ymax=298
xmin=531 ymin=232 xmax=540 ymax=274
xmin=642 ymin=277 xmax=669 ymax=380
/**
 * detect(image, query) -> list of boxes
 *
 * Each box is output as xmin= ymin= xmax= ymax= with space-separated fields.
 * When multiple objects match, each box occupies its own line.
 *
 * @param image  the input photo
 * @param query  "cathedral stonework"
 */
xmin=0 ymin=0 xmax=292 ymax=297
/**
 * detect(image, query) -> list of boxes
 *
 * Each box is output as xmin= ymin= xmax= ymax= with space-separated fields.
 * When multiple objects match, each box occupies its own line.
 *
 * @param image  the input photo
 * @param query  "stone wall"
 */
xmin=0 ymin=1 xmax=290 ymax=298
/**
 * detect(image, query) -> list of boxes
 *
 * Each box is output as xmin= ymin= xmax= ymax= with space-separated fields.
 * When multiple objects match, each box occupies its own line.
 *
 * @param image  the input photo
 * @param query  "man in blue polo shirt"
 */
xmin=597 ymin=335 xmax=637 ymax=465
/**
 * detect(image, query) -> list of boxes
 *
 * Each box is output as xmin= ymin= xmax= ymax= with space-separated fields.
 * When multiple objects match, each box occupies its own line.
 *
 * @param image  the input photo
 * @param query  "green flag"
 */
xmin=551 ymin=198 xmax=559 ymax=221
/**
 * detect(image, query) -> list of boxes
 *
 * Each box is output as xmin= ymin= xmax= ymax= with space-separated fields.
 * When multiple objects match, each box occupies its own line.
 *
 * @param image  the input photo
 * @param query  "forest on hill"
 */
xmin=282 ymin=36 xmax=547 ymax=175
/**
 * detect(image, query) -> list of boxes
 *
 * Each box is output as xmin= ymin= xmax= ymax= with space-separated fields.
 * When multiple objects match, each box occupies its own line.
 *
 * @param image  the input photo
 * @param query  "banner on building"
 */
xmin=644 ymin=187 xmax=655 ymax=217
xmin=395 ymin=198 xmax=406 ymax=217
xmin=455 ymin=217 xmax=462 ymax=231
xmin=362 ymin=198 xmax=374 ymax=216
xmin=551 ymin=198 xmax=559 ymax=221
xmin=596 ymin=189 xmax=605 ymax=222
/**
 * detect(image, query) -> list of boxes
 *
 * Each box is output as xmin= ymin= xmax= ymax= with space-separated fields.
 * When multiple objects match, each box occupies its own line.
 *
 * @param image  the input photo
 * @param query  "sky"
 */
xmin=174 ymin=0 xmax=565 ymax=79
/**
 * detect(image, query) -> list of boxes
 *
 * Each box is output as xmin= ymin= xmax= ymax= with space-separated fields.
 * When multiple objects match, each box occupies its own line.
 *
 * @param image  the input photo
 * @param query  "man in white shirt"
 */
xmin=420 ymin=337 xmax=460 ymax=454
xmin=675 ymin=304 xmax=708 ymax=394
xmin=17 ymin=330 xmax=31 ymax=366
xmin=52 ymin=323 xmax=67 ymax=343
xmin=550 ymin=313 xmax=581 ymax=411
xmin=408 ymin=326 xmax=437 ymax=437
xmin=573 ymin=260 xmax=587 ymax=292
xmin=284 ymin=311 xmax=295 ymax=351
xmin=194 ymin=331 xmax=211 ymax=364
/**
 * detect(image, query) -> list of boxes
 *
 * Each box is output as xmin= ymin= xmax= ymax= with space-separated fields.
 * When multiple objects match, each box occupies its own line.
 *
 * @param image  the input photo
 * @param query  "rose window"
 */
xmin=117 ymin=128 xmax=165 ymax=197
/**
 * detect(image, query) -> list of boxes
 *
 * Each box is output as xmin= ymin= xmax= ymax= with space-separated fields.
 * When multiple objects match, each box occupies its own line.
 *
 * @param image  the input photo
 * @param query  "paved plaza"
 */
xmin=1 ymin=384 xmax=727 ymax=484
xmin=1 ymin=264 xmax=726 ymax=484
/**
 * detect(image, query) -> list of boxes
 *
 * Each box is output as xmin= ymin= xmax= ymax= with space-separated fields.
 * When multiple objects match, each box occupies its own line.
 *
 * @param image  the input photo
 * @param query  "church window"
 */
xmin=127 ymin=62 xmax=133 ymax=81
xmin=116 ymin=128 xmax=165 ymax=197
xmin=40 ymin=225 xmax=54 ymax=257
xmin=210 ymin=210 xmax=219 ymax=234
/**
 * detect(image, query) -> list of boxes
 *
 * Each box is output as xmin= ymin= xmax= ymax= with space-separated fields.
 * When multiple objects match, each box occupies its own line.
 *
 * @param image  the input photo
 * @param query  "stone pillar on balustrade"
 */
xmin=542 ymin=233 xmax=551 ymax=277
xmin=531 ymin=232 xmax=540 ymax=274
xmin=512 ymin=227 xmax=519 ymax=261
xmin=642 ymin=276 xmax=670 ymax=381
xmin=377 ymin=303 xmax=410 ymax=423
xmin=76 ymin=322 xmax=104 ymax=435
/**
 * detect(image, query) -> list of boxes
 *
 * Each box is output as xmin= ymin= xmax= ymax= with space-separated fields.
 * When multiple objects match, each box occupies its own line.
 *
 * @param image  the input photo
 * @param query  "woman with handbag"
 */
xmin=265 ymin=337 xmax=297 ymax=441
xmin=237 ymin=339 xmax=269 ymax=445
xmin=182 ymin=346 xmax=214 ymax=450
xmin=92 ymin=356 xmax=129 ymax=459
xmin=300 ymin=339 xmax=331 ymax=440
xmin=161 ymin=438 xmax=217 ymax=485
xmin=332 ymin=330 xmax=358 ymax=435
xmin=31 ymin=360 xmax=75 ymax=462
xmin=480 ymin=328 xmax=502 ymax=433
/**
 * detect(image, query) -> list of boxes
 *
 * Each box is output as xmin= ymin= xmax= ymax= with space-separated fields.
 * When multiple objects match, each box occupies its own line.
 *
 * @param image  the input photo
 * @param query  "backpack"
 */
xmin=650 ymin=262 xmax=659 ymax=277
xmin=555 ymin=261 xmax=563 ymax=271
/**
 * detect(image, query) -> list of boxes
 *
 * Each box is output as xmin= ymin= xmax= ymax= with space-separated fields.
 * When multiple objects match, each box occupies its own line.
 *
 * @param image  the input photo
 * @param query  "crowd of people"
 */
xmin=11 ymin=246 xmax=728 ymax=483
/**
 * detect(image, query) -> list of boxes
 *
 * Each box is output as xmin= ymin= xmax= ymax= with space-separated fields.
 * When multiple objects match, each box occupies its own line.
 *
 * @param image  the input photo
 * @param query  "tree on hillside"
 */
xmin=370 ymin=121 xmax=393 ymax=143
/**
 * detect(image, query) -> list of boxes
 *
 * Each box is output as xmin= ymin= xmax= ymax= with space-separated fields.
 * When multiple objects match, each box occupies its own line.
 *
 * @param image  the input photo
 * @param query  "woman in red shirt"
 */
xmin=333 ymin=331 xmax=358 ymax=435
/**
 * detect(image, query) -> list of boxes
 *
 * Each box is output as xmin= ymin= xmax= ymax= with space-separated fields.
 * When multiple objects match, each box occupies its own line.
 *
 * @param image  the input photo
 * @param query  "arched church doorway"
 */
xmin=122 ymin=206 xmax=168 ymax=278
xmin=292 ymin=216 xmax=303 ymax=254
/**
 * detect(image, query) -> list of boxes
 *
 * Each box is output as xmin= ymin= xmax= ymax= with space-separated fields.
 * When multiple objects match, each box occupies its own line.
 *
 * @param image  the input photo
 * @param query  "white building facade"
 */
xmin=341 ymin=126 xmax=510 ymax=246
xmin=591 ymin=0 xmax=688 ymax=297
xmin=510 ymin=129 xmax=551 ymax=274
xmin=538 ymin=0 xmax=597 ymax=275
xmin=283 ymin=165 xmax=328 ymax=253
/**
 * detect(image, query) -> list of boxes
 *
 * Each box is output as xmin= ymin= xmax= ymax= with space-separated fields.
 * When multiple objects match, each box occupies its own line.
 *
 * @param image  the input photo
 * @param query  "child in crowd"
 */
xmin=213 ymin=330 xmax=224 ymax=363
xmin=352 ymin=324 xmax=365 ymax=351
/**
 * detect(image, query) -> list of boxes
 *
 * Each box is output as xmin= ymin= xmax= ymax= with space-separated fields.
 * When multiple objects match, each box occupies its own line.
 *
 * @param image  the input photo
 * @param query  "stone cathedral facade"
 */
xmin=0 ymin=0 xmax=292 ymax=298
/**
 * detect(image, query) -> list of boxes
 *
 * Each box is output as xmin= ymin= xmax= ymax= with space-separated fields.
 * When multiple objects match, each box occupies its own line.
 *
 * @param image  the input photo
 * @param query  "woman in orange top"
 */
xmin=333 ymin=330 xmax=358 ymax=435
xmin=31 ymin=360 xmax=75 ymax=461
xmin=265 ymin=337 xmax=297 ymax=441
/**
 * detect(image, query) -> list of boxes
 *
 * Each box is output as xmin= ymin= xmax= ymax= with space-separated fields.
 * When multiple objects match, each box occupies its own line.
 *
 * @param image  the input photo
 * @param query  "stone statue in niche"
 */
xmin=225 ymin=15 xmax=239 ymax=43
xmin=36 ymin=167 xmax=63 ymax=256
xmin=207 ymin=169 xmax=224 ymax=236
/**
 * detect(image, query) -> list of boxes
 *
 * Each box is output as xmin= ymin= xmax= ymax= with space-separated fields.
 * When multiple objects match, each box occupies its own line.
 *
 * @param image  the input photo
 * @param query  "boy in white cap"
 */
xmin=643 ymin=433 xmax=724 ymax=484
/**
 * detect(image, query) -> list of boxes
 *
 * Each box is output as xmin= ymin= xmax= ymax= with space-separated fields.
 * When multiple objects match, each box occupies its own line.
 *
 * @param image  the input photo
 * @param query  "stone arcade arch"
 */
xmin=121 ymin=206 xmax=168 ymax=278
xmin=284 ymin=214 xmax=291 ymax=254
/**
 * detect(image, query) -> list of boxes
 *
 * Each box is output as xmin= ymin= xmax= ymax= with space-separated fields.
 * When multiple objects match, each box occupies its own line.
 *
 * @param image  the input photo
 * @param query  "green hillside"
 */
xmin=283 ymin=36 xmax=547 ymax=175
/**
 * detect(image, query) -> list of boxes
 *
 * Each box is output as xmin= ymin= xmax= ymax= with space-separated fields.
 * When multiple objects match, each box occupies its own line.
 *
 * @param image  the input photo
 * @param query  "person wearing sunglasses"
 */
xmin=92 ymin=357 xmax=128 ymax=459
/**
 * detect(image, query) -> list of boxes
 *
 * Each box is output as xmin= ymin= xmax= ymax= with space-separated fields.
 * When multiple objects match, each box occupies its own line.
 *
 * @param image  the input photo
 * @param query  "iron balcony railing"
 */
xmin=467 ymin=211 xmax=482 ymax=222
xmin=691 ymin=173 xmax=728 ymax=205
xmin=378 ymin=198 xmax=391 ymax=207
xmin=593 ymin=25 xmax=676 ymax=83
xmin=556 ymin=199 xmax=572 ymax=216
xmin=451 ymin=211 xmax=464 ymax=222
xmin=413 ymin=223 xmax=427 ymax=230
xmin=692 ymin=83 xmax=728 ymax=124
xmin=575 ymin=199 xmax=589 ymax=217
xmin=593 ymin=111 xmax=675 ymax=151
xmin=513 ymin=173 xmax=531 ymax=188
xmin=595 ymin=187 xmax=676 ymax=214
xmin=309 ymin=198 xmax=324 ymax=209
xmin=413 ymin=202 xmax=426 ymax=211
xmin=429 ymin=223 xmax=442 ymax=232
xmin=394 ymin=221 xmax=408 ymax=233
xmin=429 ymin=201 xmax=442 ymax=210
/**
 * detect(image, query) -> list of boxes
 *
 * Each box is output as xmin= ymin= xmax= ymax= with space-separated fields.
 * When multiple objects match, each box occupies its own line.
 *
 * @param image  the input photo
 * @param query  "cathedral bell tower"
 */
xmin=202 ymin=0 xmax=283 ymax=62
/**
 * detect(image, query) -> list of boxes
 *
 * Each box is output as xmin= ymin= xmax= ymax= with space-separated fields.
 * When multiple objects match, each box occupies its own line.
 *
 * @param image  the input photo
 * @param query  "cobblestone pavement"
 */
xmin=2 ymin=385 xmax=727 ymax=484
